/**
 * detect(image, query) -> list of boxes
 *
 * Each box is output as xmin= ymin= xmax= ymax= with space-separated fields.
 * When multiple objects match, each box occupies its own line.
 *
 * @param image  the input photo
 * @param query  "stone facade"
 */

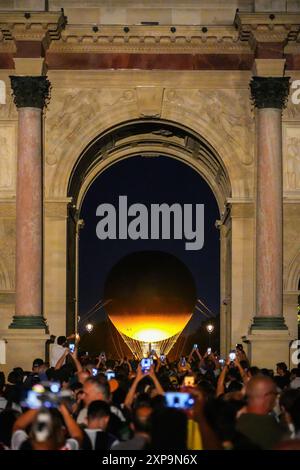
xmin=0 ymin=2 xmax=299 ymax=373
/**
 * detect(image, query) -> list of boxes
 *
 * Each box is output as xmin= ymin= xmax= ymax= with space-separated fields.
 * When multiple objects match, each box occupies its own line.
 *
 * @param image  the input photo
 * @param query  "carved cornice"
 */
xmin=250 ymin=76 xmax=290 ymax=109
xmin=0 ymin=10 xmax=66 ymax=49
xmin=234 ymin=12 xmax=300 ymax=48
xmin=10 ymin=76 xmax=50 ymax=109
xmin=48 ymin=24 xmax=250 ymax=54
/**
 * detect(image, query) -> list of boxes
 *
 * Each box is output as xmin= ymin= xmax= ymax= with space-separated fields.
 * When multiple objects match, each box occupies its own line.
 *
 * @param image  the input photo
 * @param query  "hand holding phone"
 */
xmin=165 ymin=392 xmax=195 ymax=410
xmin=229 ymin=351 xmax=236 ymax=362
xmin=141 ymin=358 xmax=151 ymax=374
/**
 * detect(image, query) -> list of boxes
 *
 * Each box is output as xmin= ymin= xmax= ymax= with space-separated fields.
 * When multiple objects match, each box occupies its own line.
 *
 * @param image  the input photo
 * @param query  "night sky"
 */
xmin=78 ymin=155 xmax=220 ymax=337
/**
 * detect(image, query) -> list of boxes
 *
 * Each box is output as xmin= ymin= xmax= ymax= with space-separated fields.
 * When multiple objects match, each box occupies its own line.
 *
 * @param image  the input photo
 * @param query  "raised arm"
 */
xmin=216 ymin=361 xmax=229 ymax=397
xmin=59 ymin=403 xmax=83 ymax=446
xmin=124 ymin=365 xmax=144 ymax=410
xmin=13 ymin=409 xmax=39 ymax=432
xmin=55 ymin=349 xmax=69 ymax=370
xmin=149 ymin=365 xmax=164 ymax=396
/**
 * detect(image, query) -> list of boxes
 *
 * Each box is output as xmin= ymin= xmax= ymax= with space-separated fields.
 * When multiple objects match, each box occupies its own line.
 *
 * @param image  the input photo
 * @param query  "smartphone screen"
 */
xmin=92 ymin=368 xmax=98 ymax=376
xmin=165 ymin=392 xmax=195 ymax=409
xmin=229 ymin=351 xmax=236 ymax=361
xmin=193 ymin=344 xmax=198 ymax=349
xmin=106 ymin=370 xmax=115 ymax=381
xmin=69 ymin=343 xmax=75 ymax=353
xmin=141 ymin=358 xmax=151 ymax=373
xmin=207 ymin=347 xmax=212 ymax=355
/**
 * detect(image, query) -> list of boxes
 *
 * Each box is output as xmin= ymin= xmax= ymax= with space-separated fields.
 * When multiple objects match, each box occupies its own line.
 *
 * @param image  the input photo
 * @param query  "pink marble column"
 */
xmin=250 ymin=77 xmax=289 ymax=329
xmin=9 ymin=76 xmax=50 ymax=329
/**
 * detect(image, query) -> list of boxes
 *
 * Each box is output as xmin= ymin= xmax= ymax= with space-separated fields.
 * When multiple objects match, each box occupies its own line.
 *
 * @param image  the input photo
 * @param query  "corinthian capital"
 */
xmin=250 ymin=76 xmax=290 ymax=109
xmin=10 ymin=76 xmax=50 ymax=109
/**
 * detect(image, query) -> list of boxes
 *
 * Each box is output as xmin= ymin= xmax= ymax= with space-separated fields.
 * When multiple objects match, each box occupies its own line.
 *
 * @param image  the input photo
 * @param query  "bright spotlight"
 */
xmin=86 ymin=323 xmax=94 ymax=333
xmin=206 ymin=323 xmax=214 ymax=334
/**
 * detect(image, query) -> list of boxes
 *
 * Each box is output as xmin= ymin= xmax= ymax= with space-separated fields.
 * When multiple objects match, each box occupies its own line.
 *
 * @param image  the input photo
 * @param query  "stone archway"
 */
xmin=66 ymin=118 xmax=232 ymax=354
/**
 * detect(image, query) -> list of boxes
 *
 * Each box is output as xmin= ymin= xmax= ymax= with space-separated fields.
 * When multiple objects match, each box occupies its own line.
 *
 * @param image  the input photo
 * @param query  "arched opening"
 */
xmin=67 ymin=119 xmax=231 ymax=356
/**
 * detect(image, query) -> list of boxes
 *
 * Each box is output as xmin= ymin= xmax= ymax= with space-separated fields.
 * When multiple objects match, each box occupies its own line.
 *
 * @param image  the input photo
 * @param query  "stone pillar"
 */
xmin=9 ymin=76 xmax=50 ymax=330
xmin=244 ymin=77 xmax=292 ymax=369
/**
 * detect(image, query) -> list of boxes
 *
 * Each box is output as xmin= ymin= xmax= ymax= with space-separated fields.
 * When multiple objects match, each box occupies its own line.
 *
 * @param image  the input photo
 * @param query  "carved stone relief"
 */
xmin=163 ymin=88 xmax=254 ymax=166
xmin=284 ymin=125 xmax=300 ymax=191
xmin=45 ymin=88 xmax=136 ymax=166
xmin=0 ymin=122 xmax=16 ymax=192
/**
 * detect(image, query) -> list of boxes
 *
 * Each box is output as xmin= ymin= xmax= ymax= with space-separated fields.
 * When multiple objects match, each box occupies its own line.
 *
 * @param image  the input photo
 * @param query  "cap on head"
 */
xmin=32 ymin=358 xmax=44 ymax=368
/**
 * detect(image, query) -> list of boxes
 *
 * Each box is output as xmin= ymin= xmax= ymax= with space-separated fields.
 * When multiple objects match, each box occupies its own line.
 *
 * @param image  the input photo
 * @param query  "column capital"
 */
xmin=250 ymin=76 xmax=290 ymax=109
xmin=10 ymin=76 xmax=50 ymax=109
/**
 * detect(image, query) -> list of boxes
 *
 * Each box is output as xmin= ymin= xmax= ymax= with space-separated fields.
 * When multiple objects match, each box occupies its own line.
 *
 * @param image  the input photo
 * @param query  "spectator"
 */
xmin=11 ymin=404 xmax=83 ymax=450
xmin=82 ymin=400 xmax=118 ymax=450
xmin=274 ymin=362 xmax=290 ymax=390
xmin=113 ymin=404 xmax=152 ymax=450
xmin=236 ymin=375 xmax=286 ymax=449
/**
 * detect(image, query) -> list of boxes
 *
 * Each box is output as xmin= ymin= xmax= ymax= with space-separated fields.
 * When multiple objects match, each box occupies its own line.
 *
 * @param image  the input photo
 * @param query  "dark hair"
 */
xmin=57 ymin=336 xmax=67 ymax=346
xmin=32 ymin=358 xmax=44 ymax=369
xmin=150 ymin=408 xmax=188 ymax=450
xmin=132 ymin=405 xmax=152 ymax=433
xmin=277 ymin=362 xmax=288 ymax=372
xmin=87 ymin=400 xmax=110 ymax=420
xmin=248 ymin=366 xmax=260 ymax=377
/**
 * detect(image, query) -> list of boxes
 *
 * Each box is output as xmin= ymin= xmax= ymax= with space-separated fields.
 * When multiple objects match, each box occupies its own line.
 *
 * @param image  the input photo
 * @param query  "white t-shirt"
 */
xmin=49 ymin=338 xmax=67 ymax=368
xmin=11 ymin=430 xmax=79 ymax=450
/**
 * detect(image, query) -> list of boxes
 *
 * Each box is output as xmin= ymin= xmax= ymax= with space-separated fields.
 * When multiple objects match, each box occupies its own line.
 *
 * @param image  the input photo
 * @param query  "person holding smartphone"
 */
xmin=11 ymin=403 xmax=83 ymax=450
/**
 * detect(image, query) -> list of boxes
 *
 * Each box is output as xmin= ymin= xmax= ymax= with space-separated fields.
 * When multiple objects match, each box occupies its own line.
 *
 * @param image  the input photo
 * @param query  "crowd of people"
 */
xmin=0 ymin=336 xmax=300 ymax=451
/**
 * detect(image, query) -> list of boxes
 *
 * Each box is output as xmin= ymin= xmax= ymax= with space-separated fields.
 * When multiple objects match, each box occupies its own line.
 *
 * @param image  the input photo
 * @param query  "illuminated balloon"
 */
xmin=104 ymin=251 xmax=196 ymax=356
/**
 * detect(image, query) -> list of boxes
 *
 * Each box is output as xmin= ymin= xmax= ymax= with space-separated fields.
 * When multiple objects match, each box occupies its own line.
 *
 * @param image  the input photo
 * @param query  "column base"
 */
xmin=251 ymin=316 xmax=288 ymax=331
xmin=243 ymin=328 xmax=292 ymax=371
xmin=0 ymin=329 xmax=50 ymax=375
xmin=9 ymin=315 xmax=49 ymax=332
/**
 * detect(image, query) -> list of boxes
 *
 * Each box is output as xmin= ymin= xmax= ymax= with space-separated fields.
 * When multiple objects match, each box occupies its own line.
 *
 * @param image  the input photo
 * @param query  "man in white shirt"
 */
xmin=50 ymin=335 xmax=75 ymax=368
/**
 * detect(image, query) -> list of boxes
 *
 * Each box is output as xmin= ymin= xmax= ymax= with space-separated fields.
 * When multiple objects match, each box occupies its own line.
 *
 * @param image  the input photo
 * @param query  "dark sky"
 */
xmin=78 ymin=155 xmax=220 ymax=335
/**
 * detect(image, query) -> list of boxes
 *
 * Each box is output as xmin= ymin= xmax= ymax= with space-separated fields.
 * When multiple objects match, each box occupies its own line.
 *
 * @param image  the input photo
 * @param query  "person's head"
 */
xmin=83 ymin=377 xmax=110 ymax=406
xmin=245 ymin=375 xmax=278 ymax=414
xmin=150 ymin=408 xmax=188 ymax=450
xmin=247 ymin=366 xmax=260 ymax=379
xmin=87 ymin=400 xmax=110 ymax=430
xmin=276 ymin=362 xmax=288 ymax=376
xmin=29 ymin=408 xmax=66 ymax=450
xmin=131 ymin=405 xmax=152 ymax=436
xmin=57 ymin=336 xmax=67 ymax=346
xmin=32 ymin=358 xmax=44 ymax=373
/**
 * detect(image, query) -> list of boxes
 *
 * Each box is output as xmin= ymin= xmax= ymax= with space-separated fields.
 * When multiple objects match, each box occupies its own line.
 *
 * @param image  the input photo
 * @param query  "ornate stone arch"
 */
xmin=62 ymin=118 xmax=233 ymax=335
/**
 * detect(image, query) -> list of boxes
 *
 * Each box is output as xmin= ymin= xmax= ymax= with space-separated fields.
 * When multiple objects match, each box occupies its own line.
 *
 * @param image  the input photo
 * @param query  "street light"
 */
xmin=206 ymin=323 xmax=214 ymax=347
xmin=86 ymin=323 xmax=94 ymax=333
